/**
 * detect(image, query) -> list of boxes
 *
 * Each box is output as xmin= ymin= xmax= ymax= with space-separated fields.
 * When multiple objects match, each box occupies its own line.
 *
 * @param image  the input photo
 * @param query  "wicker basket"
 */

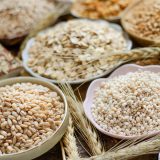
xmin=121 ymin=0 xmax=160 ymax=46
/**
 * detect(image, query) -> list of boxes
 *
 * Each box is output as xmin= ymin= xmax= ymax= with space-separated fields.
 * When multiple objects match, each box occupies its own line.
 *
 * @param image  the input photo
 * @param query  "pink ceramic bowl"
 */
xmin=84 ymin=64 xmax=160 ymax=139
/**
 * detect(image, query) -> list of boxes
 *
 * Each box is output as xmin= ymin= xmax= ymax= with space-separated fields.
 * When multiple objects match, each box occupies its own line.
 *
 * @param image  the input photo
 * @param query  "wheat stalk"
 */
xmin=62 ymin=117 xmax=80 ymax=160
xmin=82 ymin=135 xmax=160 ymax=160
xmin=59 ymin=83 xmax=104 ymax=156
xmin=108 ymin=47 xmax=160 ymax=62
xmin=70 ymin=47 xmax=160 ymax=79
xmin=56 ymin=47 xmax=160 ymax=79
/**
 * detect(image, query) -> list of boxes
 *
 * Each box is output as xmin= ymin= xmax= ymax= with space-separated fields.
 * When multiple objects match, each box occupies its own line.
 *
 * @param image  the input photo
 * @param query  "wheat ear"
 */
xmin=106 ymin=47 xmax=160 ymax=62
xmin=62 ymin=117 xmax=80 ymax=160
xmin=82 ymin=135 xmax=160 ymax=160
xmin=59 ymin=84 xmax=104 ymax=156
xmin=58 ymin=47 xmax=160 ymax=79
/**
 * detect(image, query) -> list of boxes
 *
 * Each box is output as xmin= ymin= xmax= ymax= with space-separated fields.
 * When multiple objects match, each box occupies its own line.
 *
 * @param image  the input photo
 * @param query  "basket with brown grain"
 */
xmin=121 ymin=0 xmax=160 ymax=46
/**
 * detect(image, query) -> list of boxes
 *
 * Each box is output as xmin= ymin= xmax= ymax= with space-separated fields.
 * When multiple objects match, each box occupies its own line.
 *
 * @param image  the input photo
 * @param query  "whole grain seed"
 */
xmin=28 ymin=19 xmax=128 ymax=82
xmin=0 ymin=82 xmax=65 ymax=154
xmin=91 ymin=71 xmax=160 ymax=136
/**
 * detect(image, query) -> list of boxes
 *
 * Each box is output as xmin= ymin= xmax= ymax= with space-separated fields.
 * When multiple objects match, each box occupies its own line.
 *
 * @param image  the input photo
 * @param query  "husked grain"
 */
xmin=92 ymin=71 xmax=160 ymax=136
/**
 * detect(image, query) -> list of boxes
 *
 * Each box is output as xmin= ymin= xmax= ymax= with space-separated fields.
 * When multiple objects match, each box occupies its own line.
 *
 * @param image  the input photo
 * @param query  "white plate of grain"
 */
xmin=22 ymin=20 xmax=132 ymax=84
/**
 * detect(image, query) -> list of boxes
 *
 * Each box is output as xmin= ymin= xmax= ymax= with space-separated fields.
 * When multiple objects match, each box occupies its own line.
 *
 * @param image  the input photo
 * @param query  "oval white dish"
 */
xmin=22 ymin=20 xmax=132 ymax=84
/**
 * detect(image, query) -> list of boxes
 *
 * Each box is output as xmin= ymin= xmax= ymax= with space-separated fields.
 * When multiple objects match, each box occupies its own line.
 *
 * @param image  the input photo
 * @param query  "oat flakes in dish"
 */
xmin=0 ymin=0 xmax=55 ymax=42
xmin=27 ymin=19 xmax=130 ymax=82
xmin=0 ymin=82 xmax=65 ymax=154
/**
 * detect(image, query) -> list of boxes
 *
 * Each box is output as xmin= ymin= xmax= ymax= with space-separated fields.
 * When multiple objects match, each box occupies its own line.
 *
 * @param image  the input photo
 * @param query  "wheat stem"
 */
xmin=83 ymin=136 xmax=160 ymax=160
xmin=62 ymin=117 xmax=80 ymax=160
xmin=59 ymin=84 xmax=104 ymax=156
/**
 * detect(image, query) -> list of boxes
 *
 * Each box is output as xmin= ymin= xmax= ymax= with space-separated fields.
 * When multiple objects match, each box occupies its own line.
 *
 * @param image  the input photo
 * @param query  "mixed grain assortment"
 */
xmin=72 ymin=0 xmax=133 ymax=20
xmin=28 ymin=19 xmax=128 ymax=81
xmin=0 ymin=0 xmax=55 ymax=40
xmin=0 ymin=45 xmax=22 ymax=78
xmin=0 ymin=0 xmax=159 ymax=158
xmin=0 ymin=83 xmax=65 ymax=154
xmin=91 ymin=71 xmax=160 ymax=136
xmin=123 ymin=0 xmax=160 ymax=41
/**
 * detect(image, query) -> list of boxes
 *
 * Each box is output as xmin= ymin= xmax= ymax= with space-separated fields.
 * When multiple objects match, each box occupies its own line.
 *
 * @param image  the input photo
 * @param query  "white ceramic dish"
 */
xmin=22 ymin=20 xmax=132 ymax=84
xmin=0 ymin=77 xmax=69 ymax=160
xmin=84 ymin=64 xmax=160 ymax=139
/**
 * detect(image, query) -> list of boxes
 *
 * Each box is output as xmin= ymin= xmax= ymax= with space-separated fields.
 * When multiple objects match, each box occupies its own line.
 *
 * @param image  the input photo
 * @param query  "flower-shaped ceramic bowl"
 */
xmin=84 ymin=64 xmax=160 ymax=139
xmin=22 ymin=19 xmax=132 ymax=84
xmin=0 ymin=77 xmax=69 ymax=160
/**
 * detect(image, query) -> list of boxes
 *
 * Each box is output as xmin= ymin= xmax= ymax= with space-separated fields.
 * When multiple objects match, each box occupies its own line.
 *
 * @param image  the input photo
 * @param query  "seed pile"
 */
xmin=28 ymin=19 xmax=128 ymax=81
xmin=72 ymin=0 xmax=133 ymax=19
xmin=91 ymin=71 xmax=160 ymax=136
xmin=0 ymin=0 xmax=55 ymax=39
xmin=0 ymin=83 xmax=64 ymax=154
xmin=0 ymin=45 xmax=21 ymax=77
xmin=124 ymin=0 xmax=160 ymax=41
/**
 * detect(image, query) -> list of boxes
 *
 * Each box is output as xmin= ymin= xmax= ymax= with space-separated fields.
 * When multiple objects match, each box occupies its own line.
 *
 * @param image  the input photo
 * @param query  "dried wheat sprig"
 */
xmin=83 ymin=135 xmax=160 ymax=160
xmin=108 ymin=47 xmax=160 ymax=62
xmin=61 ymin=141 xmax=67 ymax=160
xmin=108 ymin=135 xmax=151 ymax=153
xmin=19 ymin=3 xmax=71 ymax=58
xmin=56 ymin=47 xmax=160 ymax=80
xmin=75 ymin=47 xmax=160 ymax=71
xmin=59 ymin=83 xmax=104 ymax=156
xmin=62 ymin=117 xmax=80 ymax=160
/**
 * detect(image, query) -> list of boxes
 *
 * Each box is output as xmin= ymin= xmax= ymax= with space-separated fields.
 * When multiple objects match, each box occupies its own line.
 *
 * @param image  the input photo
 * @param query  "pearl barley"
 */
xmin=91 ymin=71 xmax=160 ymax=136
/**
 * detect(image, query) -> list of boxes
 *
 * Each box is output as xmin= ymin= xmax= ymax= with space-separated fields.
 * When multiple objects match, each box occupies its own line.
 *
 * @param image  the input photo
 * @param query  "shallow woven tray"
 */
xmin=121 ymin=0 xmax=160 ymax=46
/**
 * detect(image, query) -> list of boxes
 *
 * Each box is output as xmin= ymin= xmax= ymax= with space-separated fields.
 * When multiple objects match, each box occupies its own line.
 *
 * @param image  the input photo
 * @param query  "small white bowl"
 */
xmin=84 ymin=64 xmax=160 ymax=139
xmin=0 ymin=77 xmax=69 ymax=160
xmin=22 ymin=19 xmax=132 ymax=84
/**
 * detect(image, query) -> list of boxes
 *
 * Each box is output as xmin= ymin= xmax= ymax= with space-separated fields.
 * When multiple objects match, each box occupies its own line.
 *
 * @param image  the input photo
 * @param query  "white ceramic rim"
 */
xmin=22 ymin=19 xmax=133 ymax=84
xmin=84 ymin=64 xmax=160 ymax=139
xmin=0 ymin=77 xmax=69 ymax=160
